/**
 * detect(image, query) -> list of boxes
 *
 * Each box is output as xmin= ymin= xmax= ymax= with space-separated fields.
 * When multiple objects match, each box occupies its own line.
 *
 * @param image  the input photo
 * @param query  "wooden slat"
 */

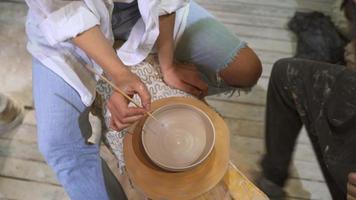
xmin=211 ymin=10 xmax=289 ymax=29
xmin=197 ymin=0 xmax=332 ymax=12
xmin=230 ymin=151 xmax=324 ymax=182
xmin=285 ymin=179 xmax=331 ymax=200
xmin=261 ymin=63 xmax=273 ymax=78
xmin=224 ymin=117 xmax=311 ymax=145
xmin=0 ymin=2 xmax=33 ymax=107
xmin=256 ymin=50 xmax=292 ymax=65
xmin=198 ymin=1 xmax=330 ymax=19
xmin=257 ymin=77 xmax=270 ymax=90
xmin=231 ymin=135 xmax=316 ymax=163
xmin=225 ymin=23 xmax=295 ymax=42
xmin=207 ymin=98 xmax=265 ymax=121
xmin=0 ymin=138 xmax=44 ymax=162
xmin=0 ymin=123 xmax=37 ymax=143
xmin=241 ymin=36 xmax=295 ymax=54
xmin=23 ymin=110 xmax=36 ymax=126
xmin=0 ymin=156 xmax=58 ymax=185
xmin=0 ymin=177 xmax=68 ymax=200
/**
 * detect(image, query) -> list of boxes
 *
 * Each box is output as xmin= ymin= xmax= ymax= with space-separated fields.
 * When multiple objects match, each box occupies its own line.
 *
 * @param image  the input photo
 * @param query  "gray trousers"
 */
xmin=261 ymin=58 xmax=356 ymax=200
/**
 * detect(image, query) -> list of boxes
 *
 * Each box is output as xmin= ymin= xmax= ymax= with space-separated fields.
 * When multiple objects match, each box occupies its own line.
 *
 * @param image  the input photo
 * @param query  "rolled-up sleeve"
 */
xmin=158 ymin=0 xmax=189 ymax=15
xmin=27 ymin=1 xmax=100 ymax=46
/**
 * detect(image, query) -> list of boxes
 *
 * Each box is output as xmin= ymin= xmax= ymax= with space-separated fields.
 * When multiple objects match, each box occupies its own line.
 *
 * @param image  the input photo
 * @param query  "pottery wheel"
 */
xmin=123 ymin=97 xmax=230 ymax=200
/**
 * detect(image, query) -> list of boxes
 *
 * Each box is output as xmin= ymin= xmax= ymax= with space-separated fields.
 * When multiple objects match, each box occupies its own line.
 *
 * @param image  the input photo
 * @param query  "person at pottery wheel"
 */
xmin=24 ymin=0 xmax=262 ymax=199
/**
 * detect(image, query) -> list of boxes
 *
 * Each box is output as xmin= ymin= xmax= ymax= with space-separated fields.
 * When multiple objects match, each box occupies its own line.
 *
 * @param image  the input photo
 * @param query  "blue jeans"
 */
xmin=33 ymin=2 xmax=246 ymax=199
xmin=33 ymin=59 xmax=126 ymax=200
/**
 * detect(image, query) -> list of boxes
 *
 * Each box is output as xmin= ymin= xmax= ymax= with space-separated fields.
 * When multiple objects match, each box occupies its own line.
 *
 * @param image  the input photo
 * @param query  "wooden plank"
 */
xmin=255 ymin=50 xmax=292 ymax=65
xmin=230 ymin=151 xmax=324 ymax=182
xmin=261 ymin=63 xmax=273 ymax=78
xmin=225 ymin=118 xmax=264 ymax=138
xmin=285 ymin=179 xmax=332 ymax=200
xmin=197 ymin=0 xmax=332 ymax=12
xmin=0 ymin=123 xmax=37 ymax=143
xmin=207 ymin=98 xmax=265 ymax=121
xmin=211 ymin=10 xmax=289 ymax=29
xmin=241 ymin=36 xmax=295 ymax=54
xmin=257 ymin=77 xmax=269 ymax=90
xmin=0 ymin=138 xmax=44 ymax=162
xmin=0 ymin=156 xmax=58 ymax=185
xmin=230 ymin=135 xmax=316 ymax=163
xmin=0 ymin=176 xmax=68 ymax=200
xmin=0 ymin=2 xmax=33 ymax=107
xmin=23 ymin=110 xmax=36 ymax=126
xmin=225 ymin=23 xmax=295 ymax=42
xmin=223 ymin=117 xmax=311 ymax=145
xmin=198 ymin=1 xmax=330 ymax=19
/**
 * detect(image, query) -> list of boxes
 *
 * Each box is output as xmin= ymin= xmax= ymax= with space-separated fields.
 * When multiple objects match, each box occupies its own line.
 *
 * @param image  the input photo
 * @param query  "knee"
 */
xmin=37 ymin=137 xmax=58 ymax=162
xmin=270 ymin=58 xmax=300 ymax=81
xmin=219 ymin=47 xmax=262 ymax=87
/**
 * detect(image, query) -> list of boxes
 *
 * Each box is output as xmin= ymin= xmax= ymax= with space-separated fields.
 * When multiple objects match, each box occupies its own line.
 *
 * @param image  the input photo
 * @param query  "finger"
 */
xmin=179 ymin=63 xmax=197 ymax=70
xmin=183 ymin=77 xmax=208 ymax=96
xmin=113 ymin=118 xmax=131 ymax=131
xmin=107 ymin=101 xmax=118 ymax=119
xmin=135 ymin=83 xmax=151 ymax=110
xmin=348 ymin=183 xmax=356 ymax=199
xmin=348 ymin=194 xmax=356 ymax=200
xmin=109 ymin=117 xmax=119 ymax=131
xmin=118 ymin=107 xmax=147 ymax=118
xmin=120 ymin=115 xmax=144 ymax=124
xmin=107 ymin=100 xmax=121 ymax=122
xmin=349 ymin=173 xmax=356 ymax=186
xmin=177 ymin=81 xmax=201 ymax=97
xmin=109 ymin=93 xmax=146 ymax=118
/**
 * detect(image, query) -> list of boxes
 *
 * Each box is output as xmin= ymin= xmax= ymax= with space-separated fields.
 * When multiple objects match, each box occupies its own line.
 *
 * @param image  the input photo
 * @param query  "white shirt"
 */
xmin=25 ymin=0 xmax=190 ymax=106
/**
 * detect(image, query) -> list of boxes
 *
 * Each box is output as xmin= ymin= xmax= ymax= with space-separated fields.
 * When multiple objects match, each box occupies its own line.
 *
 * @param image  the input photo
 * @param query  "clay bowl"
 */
xmin=142 ymin=103 xmax=216 ymax=172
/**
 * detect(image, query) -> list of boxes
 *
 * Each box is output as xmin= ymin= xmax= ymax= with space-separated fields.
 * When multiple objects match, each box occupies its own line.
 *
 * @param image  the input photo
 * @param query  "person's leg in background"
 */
xmin=32 ymin=59 xmax=126 ymax=200
xmin=175 ymin=1 xmax=262 ymax=94
xmin=258 ymin=58 xmax=304 ymax=198
xmin=260 ymin=58 xmax=347 ymax=199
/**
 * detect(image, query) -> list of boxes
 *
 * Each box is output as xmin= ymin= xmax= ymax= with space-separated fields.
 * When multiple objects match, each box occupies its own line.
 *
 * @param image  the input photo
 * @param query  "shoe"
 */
xmin=256 ymin=175 xmax=287 ymax=199
xmin=0 ymin=95 xmax=24 ymax=134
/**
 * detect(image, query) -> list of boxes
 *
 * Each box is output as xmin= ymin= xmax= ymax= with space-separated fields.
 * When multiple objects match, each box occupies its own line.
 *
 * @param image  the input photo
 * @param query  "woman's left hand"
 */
xmin=161 ymin=63 xmax=208 ymax=98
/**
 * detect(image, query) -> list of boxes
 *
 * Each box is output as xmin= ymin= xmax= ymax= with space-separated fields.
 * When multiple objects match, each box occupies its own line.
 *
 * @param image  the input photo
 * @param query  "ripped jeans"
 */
xmin=261 ymin=58 xmax=356 ymax=199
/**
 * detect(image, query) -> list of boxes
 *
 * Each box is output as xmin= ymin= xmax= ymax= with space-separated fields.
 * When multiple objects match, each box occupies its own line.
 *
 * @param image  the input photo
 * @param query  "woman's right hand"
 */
xmin=107 ymin=68 xmax=151 ymax=131
xmin=71 ymin=26 xmax=150 ymax=130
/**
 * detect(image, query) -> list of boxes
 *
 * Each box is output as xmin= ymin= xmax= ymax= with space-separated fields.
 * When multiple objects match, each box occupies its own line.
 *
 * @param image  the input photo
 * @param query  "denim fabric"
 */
xmin=32 ymin=59 xmax=126 ymax=200
xmin=175 ymin=2 xmax=247 ymax=94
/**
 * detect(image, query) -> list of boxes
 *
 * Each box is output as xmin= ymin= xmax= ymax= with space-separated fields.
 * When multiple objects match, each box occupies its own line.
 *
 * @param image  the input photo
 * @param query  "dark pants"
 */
xmin=261 ymin=58 xmax=356 ymax=199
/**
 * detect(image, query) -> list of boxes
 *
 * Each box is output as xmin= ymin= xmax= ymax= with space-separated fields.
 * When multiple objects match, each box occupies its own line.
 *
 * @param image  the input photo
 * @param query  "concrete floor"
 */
xmin=0 ymin=1 xmax=32 ymax=107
